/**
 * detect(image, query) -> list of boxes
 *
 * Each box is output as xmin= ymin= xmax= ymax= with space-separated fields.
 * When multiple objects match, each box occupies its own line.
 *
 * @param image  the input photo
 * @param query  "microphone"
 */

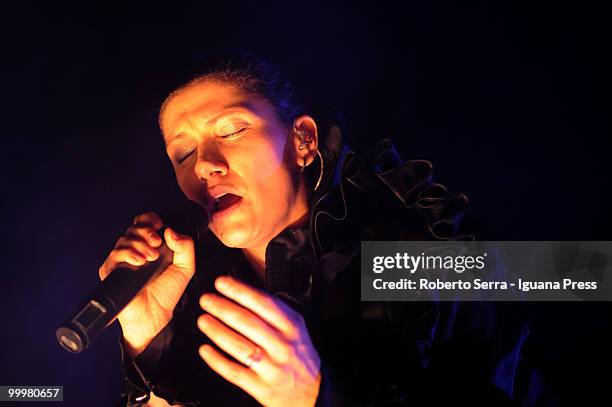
xmin=56 ymin=199 xmax=209 ymax=354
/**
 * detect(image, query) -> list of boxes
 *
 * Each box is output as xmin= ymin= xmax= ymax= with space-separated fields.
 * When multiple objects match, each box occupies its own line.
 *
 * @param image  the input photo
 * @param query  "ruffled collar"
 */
xmin=309 ymin=138 xmax=473 ymax=259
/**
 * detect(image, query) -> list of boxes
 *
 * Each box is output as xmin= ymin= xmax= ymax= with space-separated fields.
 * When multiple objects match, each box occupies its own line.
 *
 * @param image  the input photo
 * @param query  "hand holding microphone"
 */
xmin=56 ymin=200 xmax=208 ymax=354
xmin=98 ymin=212 xmax=195 ymax=357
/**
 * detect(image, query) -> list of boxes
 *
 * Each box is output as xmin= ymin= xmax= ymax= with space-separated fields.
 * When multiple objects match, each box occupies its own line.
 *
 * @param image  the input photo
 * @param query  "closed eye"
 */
xmin=177 ymin=149 xmax=195 ymax=164
xmin=220 ymin=127 xmax=247 ymax=139
xmin=175 ymin=128 xmax=246 ymax=164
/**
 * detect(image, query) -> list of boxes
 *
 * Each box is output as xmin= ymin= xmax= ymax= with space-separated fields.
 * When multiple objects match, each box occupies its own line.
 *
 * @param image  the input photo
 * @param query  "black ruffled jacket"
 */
xmin=116 ymin=139 xmax=540 ymax=406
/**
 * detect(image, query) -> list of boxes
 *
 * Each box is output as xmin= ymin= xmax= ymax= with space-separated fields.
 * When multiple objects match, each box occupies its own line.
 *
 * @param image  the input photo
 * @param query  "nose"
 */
xmin=194 ymin=148 xmax=228 ymax=181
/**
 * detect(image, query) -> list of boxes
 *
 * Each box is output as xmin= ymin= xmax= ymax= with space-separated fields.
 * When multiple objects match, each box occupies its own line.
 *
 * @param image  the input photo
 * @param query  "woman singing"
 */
xmin=99 ymin=51 xmax=537 ymax=406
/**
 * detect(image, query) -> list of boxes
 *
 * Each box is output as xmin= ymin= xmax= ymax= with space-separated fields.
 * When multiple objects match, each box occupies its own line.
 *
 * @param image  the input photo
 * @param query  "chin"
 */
xmin=212 ymin=226 xmax=254 ymax=249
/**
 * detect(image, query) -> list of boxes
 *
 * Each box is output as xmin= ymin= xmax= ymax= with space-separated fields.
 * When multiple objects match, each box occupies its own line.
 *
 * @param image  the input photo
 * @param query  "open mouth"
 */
xmin=213 ymin=193 xmax=242 ymax=213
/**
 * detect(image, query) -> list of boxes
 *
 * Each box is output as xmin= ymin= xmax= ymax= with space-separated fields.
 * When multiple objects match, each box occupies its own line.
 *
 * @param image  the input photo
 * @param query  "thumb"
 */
xmin=164 ymin=227 xmax=195 ymax=273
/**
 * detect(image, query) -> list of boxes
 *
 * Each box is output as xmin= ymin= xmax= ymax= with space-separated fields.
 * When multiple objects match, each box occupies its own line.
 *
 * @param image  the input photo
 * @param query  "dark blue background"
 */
xmin=1 ymin=1 xmax=610 ymax=406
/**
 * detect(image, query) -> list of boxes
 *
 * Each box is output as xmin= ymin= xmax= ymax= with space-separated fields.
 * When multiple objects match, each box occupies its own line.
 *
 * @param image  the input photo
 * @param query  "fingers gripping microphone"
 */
xmin=56 ymin=200 xmax=209 ymax=354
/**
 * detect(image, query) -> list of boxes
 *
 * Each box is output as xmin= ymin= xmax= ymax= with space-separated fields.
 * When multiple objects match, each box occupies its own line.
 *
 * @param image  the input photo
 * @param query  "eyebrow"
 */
xmin=165 ymin=101 xmax=259 ymax=146
xmin=219 ymin=101 xmax=259 ymax=113
xmin=203 ymin=101 xmax=260 ymax=126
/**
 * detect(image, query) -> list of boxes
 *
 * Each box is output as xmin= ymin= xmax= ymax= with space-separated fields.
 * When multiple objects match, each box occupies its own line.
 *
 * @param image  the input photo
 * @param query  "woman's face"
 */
xmin=160 ymin=81 xmax=308 ymax=250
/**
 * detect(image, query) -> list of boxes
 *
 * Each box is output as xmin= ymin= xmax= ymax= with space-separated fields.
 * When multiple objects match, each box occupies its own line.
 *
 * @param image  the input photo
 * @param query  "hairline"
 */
xmin=158 ymin=77 xmax=292 ymax=135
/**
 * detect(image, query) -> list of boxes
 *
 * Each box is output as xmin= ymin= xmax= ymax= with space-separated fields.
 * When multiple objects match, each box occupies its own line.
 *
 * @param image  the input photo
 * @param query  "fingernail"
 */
xmin=200 ymin=294 xmax=212 ymax=308
xmin=198 ymin=315 xmax=209 ymax=329
xmin=149 ymin=234 xmax=161 ymax=246
xmin=215 ymin=276 xmax=231 ymax=290
xmin=168 ymin=228 xmax=179 ymax=240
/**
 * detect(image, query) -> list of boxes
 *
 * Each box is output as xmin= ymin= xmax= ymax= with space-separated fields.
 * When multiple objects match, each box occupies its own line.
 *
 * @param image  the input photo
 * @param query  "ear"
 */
xmin=291 ymin=115 xmax=319 ymax=169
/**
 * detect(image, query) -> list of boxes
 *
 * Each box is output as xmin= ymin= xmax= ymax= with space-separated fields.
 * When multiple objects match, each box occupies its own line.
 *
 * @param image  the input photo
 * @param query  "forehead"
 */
xmin=160 ymin=81 xmax=269 ymax=140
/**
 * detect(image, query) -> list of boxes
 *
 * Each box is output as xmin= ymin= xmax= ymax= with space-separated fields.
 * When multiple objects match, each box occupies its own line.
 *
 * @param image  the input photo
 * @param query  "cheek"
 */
xmin=249 ymin=165 xmax=297 ymax=223
xmin=175 ymin=169 xmax=203 ymax=201
xmin=245 ymin=143 xmax=293 ymax=196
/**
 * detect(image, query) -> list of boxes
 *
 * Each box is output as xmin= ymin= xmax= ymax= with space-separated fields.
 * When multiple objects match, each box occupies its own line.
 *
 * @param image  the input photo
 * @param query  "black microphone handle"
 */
xmin=56 ymin=238 xmax=174 ymax=353
xmin=56 ymin=200 xmax=208 ymax=354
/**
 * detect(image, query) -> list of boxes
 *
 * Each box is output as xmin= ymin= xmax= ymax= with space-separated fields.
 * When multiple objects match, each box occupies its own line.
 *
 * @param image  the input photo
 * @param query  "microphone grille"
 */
xmin=161 ymin=200 xmax=210 ymax=241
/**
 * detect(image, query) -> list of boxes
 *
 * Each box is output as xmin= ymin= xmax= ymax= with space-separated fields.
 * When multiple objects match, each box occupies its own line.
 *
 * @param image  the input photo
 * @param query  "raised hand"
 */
xmin=198 ymin=276 xmax=321 ymax=407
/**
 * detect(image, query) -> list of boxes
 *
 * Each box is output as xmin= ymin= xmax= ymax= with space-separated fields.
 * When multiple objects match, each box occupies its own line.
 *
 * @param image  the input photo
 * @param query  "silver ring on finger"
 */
xmin=244 ymin=346 xmax=263 ymax=369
